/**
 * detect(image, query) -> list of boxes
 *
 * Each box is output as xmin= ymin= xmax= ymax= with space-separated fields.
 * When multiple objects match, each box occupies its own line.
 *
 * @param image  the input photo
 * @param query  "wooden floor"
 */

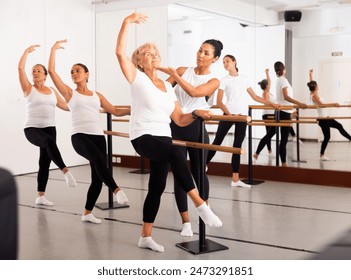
xmin=14 ymin=161 xmax=351 ymax=260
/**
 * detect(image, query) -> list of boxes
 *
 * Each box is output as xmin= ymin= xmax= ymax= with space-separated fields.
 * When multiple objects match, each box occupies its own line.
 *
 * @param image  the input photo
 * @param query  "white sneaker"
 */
xmin=35 ymin=196 xmax=54 ymax=206
xmin=320 ymin=155 xmax=330 ymax=161
xmin=81 ymin=213 xmax=101 ymax=224
xmin=231 ymin=180 xmax=251 ymax=188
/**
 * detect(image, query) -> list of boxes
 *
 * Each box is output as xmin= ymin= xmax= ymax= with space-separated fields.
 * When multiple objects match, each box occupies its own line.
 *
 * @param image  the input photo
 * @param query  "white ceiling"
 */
xmin=248 ymin=0 xmax=351 ymax=11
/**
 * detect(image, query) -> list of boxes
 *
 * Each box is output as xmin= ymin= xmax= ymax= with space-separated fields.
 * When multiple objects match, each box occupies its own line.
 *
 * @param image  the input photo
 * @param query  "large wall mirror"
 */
xmin=167 ymin=0 xmax=351 ymax=173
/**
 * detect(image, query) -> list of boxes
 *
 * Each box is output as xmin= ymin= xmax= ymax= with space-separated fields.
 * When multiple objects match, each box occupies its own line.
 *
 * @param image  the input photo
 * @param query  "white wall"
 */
xmin=0 ymin=0 xmax=94 ymax=175
xmin=291 ymin=7 xmax=351 ymax=140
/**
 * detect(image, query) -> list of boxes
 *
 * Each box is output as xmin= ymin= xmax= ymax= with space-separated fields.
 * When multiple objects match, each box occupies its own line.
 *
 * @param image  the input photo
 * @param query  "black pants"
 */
xmin=71 ymin=133 xmax=118 ymax=211
xmin=318 ymin=119 xmax=351 ymax=155
xmin=207 ymin=119 xmax=247 ymax=173
xmin=254 ymin=111 xmax=290 ymax=163
xmin=170 ymin=119 xmax=209 ymax=213
xmin=132 ymin=135 xmax=196 ymax=223
xmin=24 ymin=127 xmax=66 ymax=192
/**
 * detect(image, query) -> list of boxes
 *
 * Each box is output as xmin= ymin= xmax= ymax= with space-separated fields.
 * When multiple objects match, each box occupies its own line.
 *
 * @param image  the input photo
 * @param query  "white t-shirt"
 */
xmin=174 ymin=67 xmax=214 ymax=113
xmin=68 ymin=90 xmax=103 ymax=136
xmin=24 ymin=86 xmax=56 ymax=128
xmin=130 ymin=70 xmax=177 ymax=140
xmin=275 ymin=76 xmax=294 ymax=113
xmin=219 ymin=74 xmax=252 ymax=115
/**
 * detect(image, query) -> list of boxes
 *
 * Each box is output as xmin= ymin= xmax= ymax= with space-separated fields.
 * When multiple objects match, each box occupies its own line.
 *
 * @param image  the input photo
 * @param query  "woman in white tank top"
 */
xmin=48 ymin=40 xmax=130 ymax=224
xmin=18 ymin=44 xmax=77 ymax=207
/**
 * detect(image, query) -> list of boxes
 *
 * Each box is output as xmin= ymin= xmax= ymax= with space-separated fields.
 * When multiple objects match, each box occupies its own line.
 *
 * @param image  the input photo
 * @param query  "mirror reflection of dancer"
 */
xmin=274 ymin=61 xmax=307 ymax=167
xmin=253 ymin=69 xmax=276 ymax=159
xmin=48 ymin=40 xmax=130 ymax=224
xmin=207 ymin=55 xmax=279 ymax=187
xmin=159 ymin=39 xmax=222 ymax=237
xmin=18 ymin=45 xmax=77 ymax=206
xmin=308 ymin=69 xmax=351 ymax=161
xmin=116 ymin=12 xmax=222 ymax=253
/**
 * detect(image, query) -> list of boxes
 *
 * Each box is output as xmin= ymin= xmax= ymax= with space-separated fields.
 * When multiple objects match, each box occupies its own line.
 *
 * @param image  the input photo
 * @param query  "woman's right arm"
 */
xmin=48 ymin=40 xmax=72 ymax=102
xmin=18 ymin=45 xmax=40 ymax=96
xmin=115 ymin=13 xmax=148 ymax=83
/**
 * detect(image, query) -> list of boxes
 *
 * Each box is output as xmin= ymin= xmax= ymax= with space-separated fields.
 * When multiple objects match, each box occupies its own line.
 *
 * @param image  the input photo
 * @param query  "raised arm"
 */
xmin=115 ymin=13 xmax=148 ymax=83
xmin=309 ymin=69 xmax=313 ymax=82
xmin=158 ymin=66 xmax=220 ymax=98
xmin=18 ymin=45 xmax=40 ymax=95
xmin=52 ymin=87 xmax=70 ymax=111
xmin=48 ymin=39 xmax=73 ymax=102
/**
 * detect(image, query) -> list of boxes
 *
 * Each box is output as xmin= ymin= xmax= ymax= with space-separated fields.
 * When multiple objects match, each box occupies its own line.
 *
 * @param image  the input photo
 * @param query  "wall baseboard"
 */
xmin=112 ymin=154 xmax=351 ymax=188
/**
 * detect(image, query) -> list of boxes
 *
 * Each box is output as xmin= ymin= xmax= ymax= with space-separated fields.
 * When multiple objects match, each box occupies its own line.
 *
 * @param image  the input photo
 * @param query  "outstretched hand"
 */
xmin=125 ymin=13 xmax=148 ymax=24
xmin=157 ymin=66 xmax=178 ymax=76
xmin=52 ymin=39 xmax=68 ymax=50
xmin=26 ymin=44 xmax=41 ymax=53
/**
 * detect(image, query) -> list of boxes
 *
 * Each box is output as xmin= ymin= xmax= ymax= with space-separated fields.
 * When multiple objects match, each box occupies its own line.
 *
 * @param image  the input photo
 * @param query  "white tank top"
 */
xmin=310 ymin=93 xmax=328 ymax=118
xmin=24 ymin=86 xmax=56 ymax=128
xmin=174 ymin=67 xmax=214 ymax=113
xmin=68 ymin=90 xmax=103 ymax=136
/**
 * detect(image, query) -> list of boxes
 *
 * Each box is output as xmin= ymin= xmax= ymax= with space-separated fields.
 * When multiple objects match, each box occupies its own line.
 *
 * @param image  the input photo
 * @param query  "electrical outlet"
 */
xmin=116 ymin=157 xmax=121 ymax=163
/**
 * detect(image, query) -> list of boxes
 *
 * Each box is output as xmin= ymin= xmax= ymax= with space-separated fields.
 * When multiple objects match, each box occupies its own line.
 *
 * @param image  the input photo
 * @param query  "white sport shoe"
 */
xmin=81 ymin=213 xmax=101 ymax=224
xmin=231 ymin=180 xmax=251 ymax=188
xmin=320 ymin=155 xmax=330 ymax=161
xmin=35 ymin=196 xmax=54 ymax=206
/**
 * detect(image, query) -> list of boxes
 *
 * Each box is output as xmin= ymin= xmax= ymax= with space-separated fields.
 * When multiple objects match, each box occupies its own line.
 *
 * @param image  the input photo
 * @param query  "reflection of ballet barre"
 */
xmin=251 ymin=119 xmax=318 ymax=124
xmin=248 ymin=122 xmax=291 ymax=127
xmin=299 ymin=116 xmax=351 ymax=120
xmin=104 ymin=130 xmax=245 ymax=155
xmin=249 ymin=104 xmax=351 ymax=110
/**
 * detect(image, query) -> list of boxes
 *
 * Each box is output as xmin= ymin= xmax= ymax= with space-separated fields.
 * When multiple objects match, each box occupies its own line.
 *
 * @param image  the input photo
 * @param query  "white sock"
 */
xmin=180 ymin=222 xmax=193 ymax=237
xmin=115 ymin=190 xmax=129 ymax=205
xmin=64 ymin=171 xmax=77 ymax=187
xmin=195 ymin=202 xmax=222 ymax=227
xmin=81 ymin=213 xmax=101 ymax=224
xmin=138 ymin=236 xmax=164 ymax=253
xmin=35 ymin=196 xmax=54 ymax=206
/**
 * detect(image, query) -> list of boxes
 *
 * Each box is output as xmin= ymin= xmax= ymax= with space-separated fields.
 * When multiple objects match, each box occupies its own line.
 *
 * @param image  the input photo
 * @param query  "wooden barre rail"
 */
xmin=104 ymin=130 xmax=245 ymax=155
xmin=251 ymin=119 xmax=318 ymax=124
xmin=209 ymin=115 xmax=251 ymax=122
xmin=248 ymin=122 xmax=291 ymax=127
xmin=299 ymin=116 xmax=351 ymax=120
xmin=249 ymin=104 xmax=351 ymax=110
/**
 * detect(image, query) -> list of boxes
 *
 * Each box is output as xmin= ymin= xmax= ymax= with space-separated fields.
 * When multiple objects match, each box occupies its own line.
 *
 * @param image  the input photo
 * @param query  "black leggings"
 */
xmin=207 ymin=119 xmax=247 ymax=173
xmin=318 ymin=119 xmax=351 ymax=155
xmin=71 ymin=133 xmax=118 ymax=211
xmin=170 ymin=119 xmax=209 ymax=213
xmin=24 ymin=127 xmax=66 ymax=192
xmin=131 ymin=135 xmax=196 ymax=223
xmin=255 ymin=111 xmax=290 ymax=163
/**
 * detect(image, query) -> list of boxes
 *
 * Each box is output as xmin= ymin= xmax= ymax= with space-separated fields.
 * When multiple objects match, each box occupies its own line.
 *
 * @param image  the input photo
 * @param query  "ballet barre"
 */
xmin=104 ymin=130 xmax=245 ymax=155
xmin=104 ymin=122 xmax=243 ymax=254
